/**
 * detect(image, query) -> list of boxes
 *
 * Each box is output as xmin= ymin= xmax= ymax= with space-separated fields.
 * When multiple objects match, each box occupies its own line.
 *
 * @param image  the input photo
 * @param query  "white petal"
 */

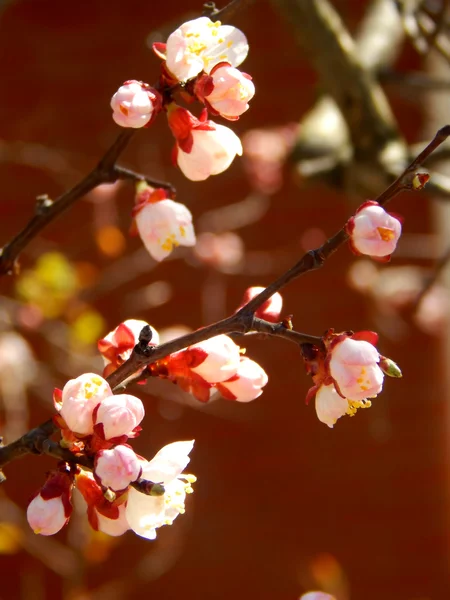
xmin=315 ymin=384 xmax=348 ymax=428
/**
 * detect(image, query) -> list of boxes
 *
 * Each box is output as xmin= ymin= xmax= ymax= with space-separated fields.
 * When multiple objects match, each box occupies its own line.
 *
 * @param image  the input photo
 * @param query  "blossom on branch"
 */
xmin=132 ymin=184 xmax=196 ymax=261
xmin=98 ymin=318 xmax=159 ymax=378
xmin=94 ymin=445 xmax=142 ymax=492
xmin=237 ymin=286 xmax=283 ymax=323
xmin=27 ymin=469 xmax=73 ymax=536
xmin=195 ymin=63 xmax=255 ymax=120
xmin=93 ymin=393 xmax=145 ymax=441
xmin=157 ymin=17 xmax=249 ymax=83
xmin=168 ymin=105 xmax=242 ymax=181
xmin=216 ymin=357 xmax=268 ymax=402
xmin=110 ymin=80 xmax=162 ymax=128
xmin=346 ymin=201 xmax=402 ymax=261
xmin=126 ymin=440 xmax=196 ymax=540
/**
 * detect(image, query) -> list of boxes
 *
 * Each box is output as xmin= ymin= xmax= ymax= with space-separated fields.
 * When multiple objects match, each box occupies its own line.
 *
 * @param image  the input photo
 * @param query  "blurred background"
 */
xmin=0 ymin=0 xmax=449 ymax=598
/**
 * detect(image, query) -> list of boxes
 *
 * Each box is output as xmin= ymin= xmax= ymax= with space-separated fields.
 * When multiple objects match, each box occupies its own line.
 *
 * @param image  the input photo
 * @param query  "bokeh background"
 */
xmin=0 ymin=0 xmax=449 ymax=598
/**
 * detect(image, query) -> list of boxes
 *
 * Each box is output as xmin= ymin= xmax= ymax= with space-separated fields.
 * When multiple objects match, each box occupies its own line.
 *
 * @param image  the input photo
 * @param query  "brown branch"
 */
xmin=202 ymin=0 xmax=256 ymax=22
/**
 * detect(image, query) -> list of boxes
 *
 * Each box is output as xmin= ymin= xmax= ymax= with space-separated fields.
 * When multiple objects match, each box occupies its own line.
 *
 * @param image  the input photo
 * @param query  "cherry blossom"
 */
xmin=346 ymin=201 xmax=402 ymax=260
xmin=27 ymin=470 xmax=73 ymax=536
xmin=94 ymin=445 xmax=142 ymax=491
xmin=126 ymin=441 xmax=196 ymax=540
xmin=216 ymin=357 xmax=268 ymax=402
xmin=94 ymin=394 xmax=145 ymax=441
xmin=182 ymin=334 xmax=241 ymax=383
xmin=59 ymin=373 xmax=112 ymax=436
xmin=98 ymin=318 xmax=159 ymax=378
xmin=132 ymin=184 xmax=196 ymax=261
xmin=315 ymin=383 xmax=352 ymax=428
xmin=168 ymin=105 xmax=242 ymax=181
xmin=195 ymin=63 xmax=255 ymax=120
xmin=110 ymin=80 xmax=161 ymax=128
xmin=161 ymin=17 xmax=249 ymax=82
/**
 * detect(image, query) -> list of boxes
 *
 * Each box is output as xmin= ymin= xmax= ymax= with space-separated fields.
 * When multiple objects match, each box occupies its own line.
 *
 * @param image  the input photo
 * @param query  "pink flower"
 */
xmin=346 ymin=201 xmax=402 ymax=260
xmin=237 ymin=287 xmax=283 ymax=323
xmin=27 ymin=470 xmax=73 ymax=536
xmin=110 ymin=80 xmax=161 ymax=128
xmin=126 ymin=441 xmax=196 ymax=540
xmin=94 ymin=445 xmax=142 ymax=491
xmin=300 ymin=594 xmax=336 ymax=600
xmin=163 ymin=17 xmax=249 ymax=83
xmin=94 ymin=394 xmax=145 ymax=441
xmin=183 ymin=334 xmax=241 ymax=383
xmin=132 ymin=185 xmax=196 ymax=261
xmin=195 ymin=63 xmax=255 ymax=120
xmin=328 ymin=335 xmax=384 ymax=401
xmin=168 ymin=105 xmax=242 ymax=181
xmin=98 ymin=319 xmax=159 ymax=378
xmin=216 ymin=357 xmax=268 ymax=402
xmin=60 ymin=374 xmax=112 ymax=436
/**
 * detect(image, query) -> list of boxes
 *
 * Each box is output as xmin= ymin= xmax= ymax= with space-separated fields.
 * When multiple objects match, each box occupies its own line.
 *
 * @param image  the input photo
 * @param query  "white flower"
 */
xmin=135 ymin=199 xmax=196 ymax=261
xmin=329 ymin=337 xmax=384 ymax=401
xmin=217 ymin=357 xmax=268 ymax=402
xmin=96 ymin=503 xmax=130 ymax=537
xmin=111 ymin=80 xmax=161 ymax=128
xmin=347 ymin=202 xmax=402 ymax=259
xmin=176 ymin=123 xmax=243 ymax=181
xmin=126 ymin=441 xmax=196 ymax=540
xmin=165 ymin=17 xmax=249 ymax=82
xmin=315 ymin=384 xmax=349 ymax=428
xmin=187 ymin=334 xmax=241 ymax=383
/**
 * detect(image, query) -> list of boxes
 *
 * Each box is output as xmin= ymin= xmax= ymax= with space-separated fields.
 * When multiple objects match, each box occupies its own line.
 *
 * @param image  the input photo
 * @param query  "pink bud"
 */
xmin=27 ymin=471 xmax=73 ymax=536
xmin=60 ymin=373 xmax=112 ymax=436
xmin=98 ymin=319 xmax=159 ymax=377
xmin=94 ymin=394 xmax=144 ymax=440
xmin=184 ymin=334 xmax=241 ymax=383
xmin=133 ymin=185 xmax=196 ymax=261
xmin=196 ymin=64 xmax=255 ymax=120
xmin=216 ymin=357 xmax=268 ymax=402
xmin=329 ymin=336 xmax=384 ymax=401
xmin=237 ymin=287 xmax=283 ymax=323
xmin=347 ymin=201 xmax=401 ymax=259
xmin=94 ymin=445 xmax=142 ymax=491
xmin=111 ymin=80 xmax=161 ymax=128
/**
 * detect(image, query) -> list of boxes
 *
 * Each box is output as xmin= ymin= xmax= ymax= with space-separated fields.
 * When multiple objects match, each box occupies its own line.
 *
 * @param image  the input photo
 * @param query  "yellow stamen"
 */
xmin=377 ymin=227 xmax=395 ymax=242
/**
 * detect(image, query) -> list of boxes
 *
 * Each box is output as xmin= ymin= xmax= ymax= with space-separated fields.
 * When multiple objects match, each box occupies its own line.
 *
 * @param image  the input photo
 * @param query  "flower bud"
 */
xmin=216 ymin=357 xmax=268 ymax=402
xmin=95 ymin=445 xmax=142 ymax=491
xmin=111 ymin=80 xmax=161 ymax=128
xmin=27 ymin=471 xmax=73 ymax=536
xmin=379 ymin=355 xmax=402 ymax=378
xmin=94 ymin=394 xmax=144 ymax=440
xmin=237 ymin=287 xmax=283 ymax=323
xmin=183 ymin=334 xmax=241 ymax=383
xmin=346 ymin=201 xmax=402 ymax=260
xmin=60 ymin=373 xmax=112 ymax=436
xmin=195 ymin=64 xmax=255 ymax=120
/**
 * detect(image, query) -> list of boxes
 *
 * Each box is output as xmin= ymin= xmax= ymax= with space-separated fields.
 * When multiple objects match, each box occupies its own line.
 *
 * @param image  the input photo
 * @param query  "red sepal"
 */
xmin=351 ymin=330 xmax=379 ymax=346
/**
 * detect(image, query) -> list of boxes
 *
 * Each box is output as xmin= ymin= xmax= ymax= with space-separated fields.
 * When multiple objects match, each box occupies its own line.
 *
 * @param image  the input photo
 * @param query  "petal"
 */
xmin=315 ymin=384 xmax=348 ymax=428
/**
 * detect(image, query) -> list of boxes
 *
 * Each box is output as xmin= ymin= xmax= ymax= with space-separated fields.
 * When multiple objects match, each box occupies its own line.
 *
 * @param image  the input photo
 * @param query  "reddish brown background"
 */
xmin=0 ymin=1 xmax=449 ymax=599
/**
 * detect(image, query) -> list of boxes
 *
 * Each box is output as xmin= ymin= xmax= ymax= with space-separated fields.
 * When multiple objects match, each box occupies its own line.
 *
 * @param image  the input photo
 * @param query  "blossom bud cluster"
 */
xmin=98 ymin=318 xmax=269 ymax=404
xmin=27 ymin=369 xmax=196 ymax=539
xmin=302 ymin=329 xmax=400 ymax=428
xmin=111 ymin=17 xmax=254 ymax=181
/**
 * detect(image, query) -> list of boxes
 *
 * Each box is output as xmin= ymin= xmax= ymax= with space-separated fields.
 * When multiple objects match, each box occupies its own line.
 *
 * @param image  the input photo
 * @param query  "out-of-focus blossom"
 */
xmin=300 ymin=593 xmax=336 ymax=600
xmin=111 ymin=80 xmax=161 ymax=128
xmin=160 ymin=17 xmax=249 ymax=82
xmin=216 ymin=357 xmax=268 ymax=402
xmin=94 ymin=445 xmax=142 ymax=491
xmin=194 ymin=232 xmax=244 ymax=272
xmin=168 ymin=105 xmax=242 ymax=181
xmin=132 ymin=184 xmax=196 ymax=261
xmin=195 ymin=63 xmax=255 ymax=120
xmin=126 ymin=441 xmax=196 ymax=539
xmin=94 ymin=394 xmax=145 ymax=441
xmin=98 ymin=318 xmax=159 ymax=378
xmin=59 ymin=374 xmax=112 ymax=436
xmin=236 ymin=286 xmax=283 ymax=322
xmin=346 ymin=201 xmax=402 ymax=260
xmin=27 ymin=470 xmax=73 ymax=536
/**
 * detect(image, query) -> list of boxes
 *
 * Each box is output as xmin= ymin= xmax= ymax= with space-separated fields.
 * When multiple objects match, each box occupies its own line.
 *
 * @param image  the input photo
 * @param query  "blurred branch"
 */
xmin=202 ymin=0 xmax=256 ymax=21
xmin=414 ymin=244 xmax=450 ymax=307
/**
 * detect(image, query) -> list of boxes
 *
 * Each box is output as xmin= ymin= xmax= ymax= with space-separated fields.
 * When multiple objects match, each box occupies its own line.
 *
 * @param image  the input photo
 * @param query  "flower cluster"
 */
xmin=302 ymin=330 xmax=401 ymax=428
xmin=98 ymin=318 xmax=268 ymax=404
xmin=111 ymin=17 xmax=254 ymax=181
xmin=27 ymin=372 xmax=195 ymax=539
